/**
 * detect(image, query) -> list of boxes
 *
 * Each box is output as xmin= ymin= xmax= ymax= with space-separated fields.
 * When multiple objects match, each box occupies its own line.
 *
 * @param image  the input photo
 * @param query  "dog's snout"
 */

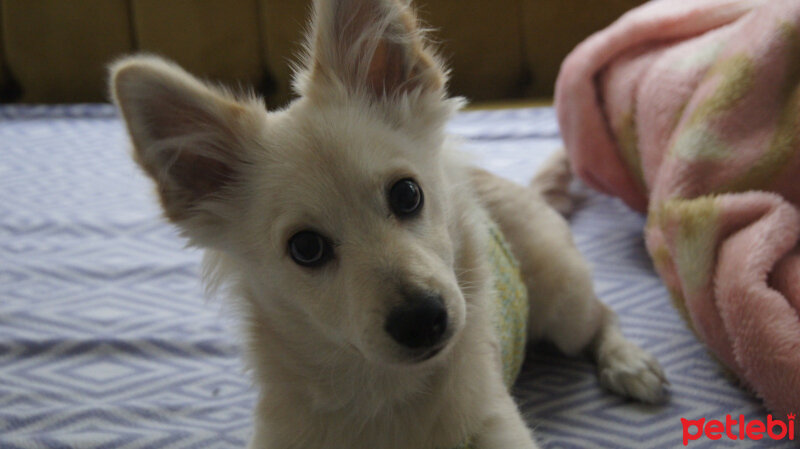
xmin=385 ymin=293 xmax=448 ymax=350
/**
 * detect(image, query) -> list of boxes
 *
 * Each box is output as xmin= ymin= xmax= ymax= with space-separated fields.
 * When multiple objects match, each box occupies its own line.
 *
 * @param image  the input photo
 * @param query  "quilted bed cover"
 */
xmin=0 ymin=105 xmax=784 ymax=448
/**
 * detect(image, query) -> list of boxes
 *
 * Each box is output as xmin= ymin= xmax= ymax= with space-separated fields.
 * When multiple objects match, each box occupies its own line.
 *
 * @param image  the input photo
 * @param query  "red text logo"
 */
xmin=681 ymin=413 xmax=795 ymax=445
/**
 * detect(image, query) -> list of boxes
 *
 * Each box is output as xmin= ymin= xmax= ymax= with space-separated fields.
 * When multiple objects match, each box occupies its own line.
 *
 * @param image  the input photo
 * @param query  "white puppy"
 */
xmin=110 ymin=0 xmax=667 ymax=447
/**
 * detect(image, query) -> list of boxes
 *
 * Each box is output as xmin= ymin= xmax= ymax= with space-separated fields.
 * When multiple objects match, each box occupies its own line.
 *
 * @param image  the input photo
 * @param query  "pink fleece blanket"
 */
xmin=556 ymin=0 xmax=800 ymax=413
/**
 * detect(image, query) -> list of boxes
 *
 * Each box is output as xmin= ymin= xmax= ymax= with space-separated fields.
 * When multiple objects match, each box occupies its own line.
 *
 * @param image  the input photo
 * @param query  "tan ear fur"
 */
xmin=110 ymin=55 xmax=264 ymax=229
xmin=298 ymin=0 xmax=446 ymax=101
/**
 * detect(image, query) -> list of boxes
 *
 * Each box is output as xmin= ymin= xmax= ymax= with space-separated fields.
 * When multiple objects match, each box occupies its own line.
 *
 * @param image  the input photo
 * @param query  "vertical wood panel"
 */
xmin=132 ymin=0 xmax=264 ymax=93
xmin=0 ymin=1 xmax=7 ymax=101
xmin=3 ymin=0 xmax=132 ymax=102
xmin=0 ymin=1 xmax=648 ymax=103
xmin=417 ymin=0 xmax=525 ymax=102
xmin=258 ymin=0 xmax=312 ymax=108
xmin=521 ymin=0 xmax=647 ymax=97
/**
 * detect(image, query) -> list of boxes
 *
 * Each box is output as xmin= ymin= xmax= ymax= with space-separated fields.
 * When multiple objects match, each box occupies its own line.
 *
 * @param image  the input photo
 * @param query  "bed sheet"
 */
xmin=0 ymin=105 xmax=780 ymax=448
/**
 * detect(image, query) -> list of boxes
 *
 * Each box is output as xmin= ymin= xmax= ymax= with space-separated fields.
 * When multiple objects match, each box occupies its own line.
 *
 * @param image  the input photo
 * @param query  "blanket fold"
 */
xmin=556 ymin=0 xmax=800 ymax=413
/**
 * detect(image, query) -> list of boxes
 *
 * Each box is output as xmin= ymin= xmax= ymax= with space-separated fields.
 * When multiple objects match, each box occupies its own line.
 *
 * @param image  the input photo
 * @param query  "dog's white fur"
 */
xmin=110 ymin=0 xmax=667 ymax=447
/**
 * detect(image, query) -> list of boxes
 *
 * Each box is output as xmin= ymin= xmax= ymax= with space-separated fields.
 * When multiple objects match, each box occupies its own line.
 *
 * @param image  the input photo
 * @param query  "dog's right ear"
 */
xmin=110 ymin=56 xmax=264 ymax=243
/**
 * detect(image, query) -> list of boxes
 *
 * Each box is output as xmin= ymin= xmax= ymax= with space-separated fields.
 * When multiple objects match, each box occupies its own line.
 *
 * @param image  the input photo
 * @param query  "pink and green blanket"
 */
xmin=556 ymin=0 xmax=800 ymax=413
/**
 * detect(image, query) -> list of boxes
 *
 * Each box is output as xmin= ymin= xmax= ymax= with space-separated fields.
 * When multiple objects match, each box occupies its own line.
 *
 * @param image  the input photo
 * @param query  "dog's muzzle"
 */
xmin=384 ymin=292 xmax=449 ymax=355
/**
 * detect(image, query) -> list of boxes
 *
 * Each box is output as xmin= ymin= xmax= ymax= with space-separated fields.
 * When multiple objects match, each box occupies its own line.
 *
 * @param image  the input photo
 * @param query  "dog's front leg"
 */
xmin=472 ymin=391 xmax=539 ymax=449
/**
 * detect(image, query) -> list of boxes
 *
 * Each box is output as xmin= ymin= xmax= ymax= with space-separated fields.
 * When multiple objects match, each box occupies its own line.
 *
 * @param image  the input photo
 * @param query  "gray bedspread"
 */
xmin=0 ymin=105 xmax=779 ymax=448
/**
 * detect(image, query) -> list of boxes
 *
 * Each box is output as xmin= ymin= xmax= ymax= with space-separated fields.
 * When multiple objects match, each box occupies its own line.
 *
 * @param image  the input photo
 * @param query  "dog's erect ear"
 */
xmin=110 ymin=56 xmax=264 ymax=240
xmin=298 ymin=0 xmax=446 ymax=102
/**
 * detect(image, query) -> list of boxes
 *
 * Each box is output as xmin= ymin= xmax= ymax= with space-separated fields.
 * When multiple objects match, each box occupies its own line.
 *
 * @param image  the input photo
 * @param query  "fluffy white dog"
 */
xmin=110 ymin=0 xmax=667 ymax=447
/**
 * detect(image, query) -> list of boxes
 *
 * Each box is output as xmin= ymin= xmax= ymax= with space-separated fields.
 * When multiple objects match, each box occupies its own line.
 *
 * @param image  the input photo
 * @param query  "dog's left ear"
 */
xmin=298 ymin=0 xmax=446 ymax=102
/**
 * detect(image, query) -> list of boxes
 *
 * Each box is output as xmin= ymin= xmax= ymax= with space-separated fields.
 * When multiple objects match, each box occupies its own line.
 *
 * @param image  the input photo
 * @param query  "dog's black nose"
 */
xmin=385 ymin=293 xmax=448 ymax=350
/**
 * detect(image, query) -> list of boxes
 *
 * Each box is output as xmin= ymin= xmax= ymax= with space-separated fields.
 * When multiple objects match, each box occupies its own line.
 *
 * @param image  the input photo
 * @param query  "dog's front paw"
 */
xmin=598 ymin=341 xmax=668 ymax=404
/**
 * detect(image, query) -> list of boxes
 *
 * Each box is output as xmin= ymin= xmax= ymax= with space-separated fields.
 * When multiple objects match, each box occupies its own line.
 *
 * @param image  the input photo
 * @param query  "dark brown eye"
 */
xmin=389 ymin=178 xmax=423 ymax=217
xmin=289 ymin=231 xmax=332 ymax=267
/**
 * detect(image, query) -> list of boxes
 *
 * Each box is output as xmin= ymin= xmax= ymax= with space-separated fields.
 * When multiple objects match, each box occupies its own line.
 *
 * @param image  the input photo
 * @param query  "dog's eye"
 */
xmin=289 ymin=231 xmax=332 ymax=267
xmin=389 ymin=178 xmax=423 ymax=218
